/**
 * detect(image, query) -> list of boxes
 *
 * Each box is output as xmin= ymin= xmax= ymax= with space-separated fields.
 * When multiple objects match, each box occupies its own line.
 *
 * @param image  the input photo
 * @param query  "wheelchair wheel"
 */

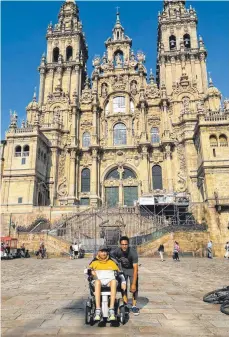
xmin=85 ymin=305 xmax=93 ymax=325
xmin=220 ymin=300 xmax=229 ymax=315
xmin=119 ymin=305 xmax=126 ymax=325
xmin=203 ymin=287 xmax=229 ymax=304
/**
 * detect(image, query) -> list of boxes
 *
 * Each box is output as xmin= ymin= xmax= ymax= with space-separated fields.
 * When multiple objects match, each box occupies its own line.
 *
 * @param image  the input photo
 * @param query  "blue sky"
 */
xmin=1 ymin=1 xmax=229 ymax=138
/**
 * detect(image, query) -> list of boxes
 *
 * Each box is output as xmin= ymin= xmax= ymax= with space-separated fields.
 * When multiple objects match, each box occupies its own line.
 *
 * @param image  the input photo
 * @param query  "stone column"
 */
xmin=90 ymin=148 xmax=98 ymax=205
xmin=66 ymin=67 xmax=72 ymax=93
xmin=75 ymin=65 xmax=80 ymax=98
xmin=39 ymin=69 xmax=45 ymax=105
xmin=140 ymin=146 xmax=149 ymax=194
xmin=67 ymin=149 xmax=76 ymax=204
xmin=200 ymin=53 xmax=208 ymax=94
xmin=165 ymin=144 xmax=173 ymax=192
xmin=49 ymin=147 xmax=58 ymax=206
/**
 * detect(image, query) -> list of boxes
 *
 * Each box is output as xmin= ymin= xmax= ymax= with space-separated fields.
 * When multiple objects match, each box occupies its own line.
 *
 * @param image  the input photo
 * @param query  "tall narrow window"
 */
xmin=15 ymin=145 xmax=22 ymax=157
xmin=184 ymin=34 xmax=191 ymax=49
xmin=82 ymin=132 xmax=91 ymax=147
xmin=219 ymin=134 xmax=228 ymax=147
xmin=81 ymin=168 xmax=90 ymax=192
xmin=169 ymin=35 xmax=176 ymax=50
xmin=151 ymin=127 xmax=160 ymax=144
xmin=23 ymin=145 xmax=30 ymax=157
xmin=66 ymin=46 xmax=73 ymax=61
xmin=113 ymin=123 xmax=127 ymax=145
xmin=152 ymin=165 xmax=163 ymax=190
xmin=113 ymin=96 xmax=125 ymax=113
xmin=209 ymin=135 xmax=218 ymax=147
xmin=53 ymin=47 xmax=59 ymax=62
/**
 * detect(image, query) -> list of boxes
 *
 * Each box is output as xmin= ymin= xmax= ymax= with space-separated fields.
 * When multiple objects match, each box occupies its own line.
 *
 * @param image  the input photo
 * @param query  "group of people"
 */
xmin=1 ymin=242 xmax=11 ymax=257
xmin=207 ymin=240 xmax=229 ymax=259
xmin=157 ymin=241 xmax=180 ymax=262
xmin=87 ymin=236 xmax=139 ymax=321
xmin=36 ymin=241 xmax=47 ymax=259
xmin=69 ymin=242 xmax=84 ymax=259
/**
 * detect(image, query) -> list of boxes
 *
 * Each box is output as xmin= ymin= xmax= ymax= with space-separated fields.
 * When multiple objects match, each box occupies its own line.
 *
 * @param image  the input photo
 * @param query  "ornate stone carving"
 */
xmin=101 ymin=83 xmax=108 ymax=98
xmin=58 ymin=149 xmax=67 ymax=178
xmin=111 ymin=75 xmax=126 ymax=91
xmin=57 ymin=177 xmax=68 ymax=197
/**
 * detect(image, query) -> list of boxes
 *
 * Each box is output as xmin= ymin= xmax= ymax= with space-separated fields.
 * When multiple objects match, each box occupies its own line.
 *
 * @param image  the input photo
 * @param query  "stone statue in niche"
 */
xmin=115 ymin=53 xmax=123 ymax=67
xmin=130 ymin=81 xmax=138 ymax=95
xmin=101 ymin=83 xmax=108 ymax=98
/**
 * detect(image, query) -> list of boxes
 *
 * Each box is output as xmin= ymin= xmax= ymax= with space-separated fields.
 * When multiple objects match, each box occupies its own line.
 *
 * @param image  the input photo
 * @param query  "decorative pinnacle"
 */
xmin=208 ymin=72 xmax=213 ymax=87
xmin=149 ymin=69 xmax=154 ymax=84
xmin=33 ymin=87 xmax=37 ymax=101
xmin=116 ymin=6 xmax=120 ymax=22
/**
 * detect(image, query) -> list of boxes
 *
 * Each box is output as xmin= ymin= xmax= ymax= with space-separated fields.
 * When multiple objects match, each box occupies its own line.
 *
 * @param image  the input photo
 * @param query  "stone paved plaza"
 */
xmin=1 ymin=256 xmax=229 ymax=337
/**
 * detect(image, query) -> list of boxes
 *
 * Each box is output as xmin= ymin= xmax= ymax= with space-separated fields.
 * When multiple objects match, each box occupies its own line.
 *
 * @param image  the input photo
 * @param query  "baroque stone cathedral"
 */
xmin=1 ymin=0 xmax=229 ymax=238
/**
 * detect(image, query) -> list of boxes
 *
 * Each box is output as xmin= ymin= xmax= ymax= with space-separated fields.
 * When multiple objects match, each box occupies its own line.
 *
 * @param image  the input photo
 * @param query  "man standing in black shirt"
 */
xmin=111 ymin=236 xmax=139 ymax=315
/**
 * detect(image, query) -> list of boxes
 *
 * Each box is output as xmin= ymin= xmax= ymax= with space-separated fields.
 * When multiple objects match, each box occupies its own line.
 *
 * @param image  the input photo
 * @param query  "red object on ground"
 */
xmin=1 ymin=237 xmax=18 ymax=249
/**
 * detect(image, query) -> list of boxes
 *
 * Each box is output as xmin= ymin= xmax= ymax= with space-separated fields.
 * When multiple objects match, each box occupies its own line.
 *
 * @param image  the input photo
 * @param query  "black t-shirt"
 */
xmin=111 ymin=247 xmax=138 ymax=269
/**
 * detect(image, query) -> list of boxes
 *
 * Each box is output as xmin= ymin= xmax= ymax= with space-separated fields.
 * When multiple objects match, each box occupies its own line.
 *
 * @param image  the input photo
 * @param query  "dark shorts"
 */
xmin=123 ymin=268 xmax=138 ymax=299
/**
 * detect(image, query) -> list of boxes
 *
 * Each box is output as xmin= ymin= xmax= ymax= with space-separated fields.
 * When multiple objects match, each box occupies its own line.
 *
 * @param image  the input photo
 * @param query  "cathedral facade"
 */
xmin=1 ymin=0 xmax=229 ymax=238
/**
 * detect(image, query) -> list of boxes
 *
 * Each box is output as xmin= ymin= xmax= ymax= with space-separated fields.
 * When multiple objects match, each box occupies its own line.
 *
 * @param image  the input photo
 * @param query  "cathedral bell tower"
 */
xmin=38 ymin=0 xmax=88 ymax=105
xmin=156 ymin=0 xmax=208 ymax=96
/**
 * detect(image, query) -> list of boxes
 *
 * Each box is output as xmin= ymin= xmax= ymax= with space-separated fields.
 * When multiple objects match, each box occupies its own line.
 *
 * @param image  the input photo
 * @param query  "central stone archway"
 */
xmin=103 ymin=166 xmax=139 ymax=207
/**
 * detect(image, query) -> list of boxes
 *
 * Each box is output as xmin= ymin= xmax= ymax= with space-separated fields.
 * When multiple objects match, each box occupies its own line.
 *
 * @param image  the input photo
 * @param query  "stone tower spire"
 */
xmin=38 ymin=0 xmax=88 ymax=105
xmin=157 ymin=0 xmax=208 ymax=95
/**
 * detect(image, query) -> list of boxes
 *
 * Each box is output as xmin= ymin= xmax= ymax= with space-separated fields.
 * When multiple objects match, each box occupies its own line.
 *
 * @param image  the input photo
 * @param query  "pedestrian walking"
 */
xmin=72 ymin=242 xmax=79 ymax=259
xmin=158 ymin=243 xmax=165 ymax=261
xmin=207 ymin=240 xmax=213 ymax=259
xmin=173 ymin=241 xmax=180 ymax=261
xmin=224 ymin=241 xmax=229 ymax=259
xmin=69 ymin=244 xmax=74 ymax=259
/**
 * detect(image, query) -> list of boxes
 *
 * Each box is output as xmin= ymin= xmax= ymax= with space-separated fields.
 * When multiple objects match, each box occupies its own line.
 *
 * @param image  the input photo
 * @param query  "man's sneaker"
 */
xmin=132 ymin=306 xmax=140 ymax=315
xmin=108 ymin=308 xmax=116 ymax=321
xmin=94 ymin=309 xmax=102 ymax=321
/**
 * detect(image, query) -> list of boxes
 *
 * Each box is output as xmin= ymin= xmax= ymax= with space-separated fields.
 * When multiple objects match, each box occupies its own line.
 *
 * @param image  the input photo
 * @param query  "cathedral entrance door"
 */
xmin=105 ymin=187 xmax=119 ymax=207
xmin=124 ymin=186 xmax=138 ymax=206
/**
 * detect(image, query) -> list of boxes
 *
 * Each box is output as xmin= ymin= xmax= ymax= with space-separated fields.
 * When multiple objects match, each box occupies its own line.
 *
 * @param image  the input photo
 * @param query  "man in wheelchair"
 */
xmin=86 ymin=245 xmax=126 ymax=322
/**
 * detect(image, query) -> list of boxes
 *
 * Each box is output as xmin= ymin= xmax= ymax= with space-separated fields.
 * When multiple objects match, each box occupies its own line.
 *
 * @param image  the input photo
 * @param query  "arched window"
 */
xmin=184 ymin=34 xmax=191 ymax=49
xmin=53 ymin=47 xmax=59 ymax=62
xmin=123 ymin=168 xmax=136 ymax=179
xmin=82 ymin=132 xmax=91 ymax=147
xmin=169 ymin=35 xmax=176 ymax=50
xmin=219 ymin=134 xmax=228 ymax=147
xmin=106 ymin=169 xmax=120 ymax=180
xmin=209 ymin=135 xmax=218 ymax=147
xmin=23 ymin=145 xmax=29 ymax=157
xmin=113 ymin=123 xmax=127 ymax=145
xmin=113 ymin=96 xmax=125 ymax=113
xmin=15 ymin=145 xmax=22 ymax=157
xmin=81 ymin=168 xmax=90 ymax=192
xmin=152 ymin=165 xmax=163 ymax=190
xmin=151 ymin=127 xmax=160 ymax=144
xmin=66 ymin=46 xmax=73 ymax=61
